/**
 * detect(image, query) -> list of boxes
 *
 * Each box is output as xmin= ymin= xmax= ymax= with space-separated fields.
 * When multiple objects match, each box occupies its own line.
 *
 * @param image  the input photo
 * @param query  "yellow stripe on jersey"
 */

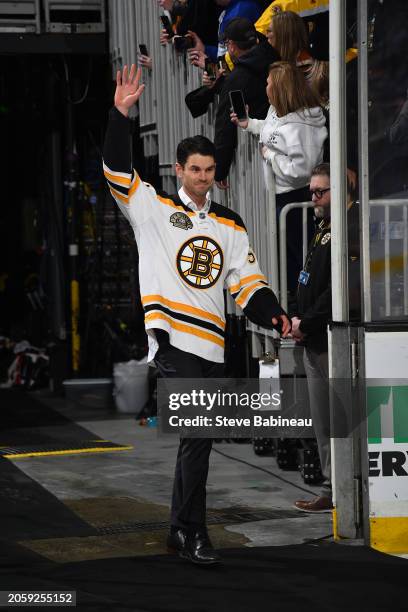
xmin=208 ymin=213 xmax=245 ymax=232
xmin=129 ymin=174 xmax=141 ymax=196
xmin=229 ymin=274 xmax=267 ymax=295
xmin=142 ymin=295 xmax=225 ymax=329
xmin=103 ymin=169 xmax=132 ymax=186
xmin=235 ymin=282 xmax=266 ymax=307
xmin=157 ymin=195 xmax=195 ymax=216
xmin=145 ymin=312 xmax=225 ymax=348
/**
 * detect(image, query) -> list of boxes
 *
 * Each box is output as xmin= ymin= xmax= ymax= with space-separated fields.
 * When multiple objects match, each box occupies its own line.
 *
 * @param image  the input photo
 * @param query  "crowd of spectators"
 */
xmin=145 ymin=0 xmax=332 ymax=295
xmin=114 ymin=0 xmax=408 ymax=524
xmin=138 ymin=1 xmax=355 ymax=296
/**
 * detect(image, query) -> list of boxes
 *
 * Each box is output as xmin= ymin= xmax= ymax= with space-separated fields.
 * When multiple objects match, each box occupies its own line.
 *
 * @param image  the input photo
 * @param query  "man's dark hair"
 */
xmin=222 ymin=17 xmax=258 ymax=51
xmin=176 ymin=135 xmax=216 ymax=166
xmin=311 ymin=163 xmax=357 ymax=200
xmin=311 ymin=162 xmax=330 ymax=178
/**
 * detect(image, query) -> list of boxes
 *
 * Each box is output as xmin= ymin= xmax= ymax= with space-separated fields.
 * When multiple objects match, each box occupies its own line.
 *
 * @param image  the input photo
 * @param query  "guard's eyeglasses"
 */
xmin=310 ymin=187 xmax=330 ymax=199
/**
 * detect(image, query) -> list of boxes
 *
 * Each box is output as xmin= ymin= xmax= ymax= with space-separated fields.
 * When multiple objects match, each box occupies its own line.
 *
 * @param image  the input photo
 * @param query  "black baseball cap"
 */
xmin=220 ymin=17 xmax=258 ymax=46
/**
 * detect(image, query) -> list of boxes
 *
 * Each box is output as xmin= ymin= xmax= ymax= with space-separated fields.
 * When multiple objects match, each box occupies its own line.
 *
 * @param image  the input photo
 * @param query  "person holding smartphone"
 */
xmin=138 ymin=44 xmax=153 ymax=71
xmin=103 ymin=64 xmax=290 ymax=566
xmin=231 ymin=61 xmax=327 ymax=294
xmin=211 ymin=18 xmax=279 ymax=190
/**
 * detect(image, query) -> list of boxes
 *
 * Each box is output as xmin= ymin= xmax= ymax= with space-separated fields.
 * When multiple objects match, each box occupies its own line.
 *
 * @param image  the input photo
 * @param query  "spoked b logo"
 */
xmin=177 ymin=236 xmax=223 ymax=289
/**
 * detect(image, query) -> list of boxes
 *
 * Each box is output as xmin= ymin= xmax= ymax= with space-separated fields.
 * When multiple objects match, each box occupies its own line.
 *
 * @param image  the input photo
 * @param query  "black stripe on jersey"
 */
xmin=208 ymin=202 xmax=247 ymax=231
xmin=144 ymin=303 xmax=225 ymax=338
xmin=106 ymin=178 xmax=129 ymax=196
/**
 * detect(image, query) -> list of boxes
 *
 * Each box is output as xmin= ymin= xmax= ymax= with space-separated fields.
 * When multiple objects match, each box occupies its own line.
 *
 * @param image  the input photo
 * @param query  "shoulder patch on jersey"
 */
xmin=321 ymin=233 xmax=331 ymax=245
xmin=170 ymin=211 xmax=193 ymax=230
xmin=177 ymin=236 xmax=224 ymax=289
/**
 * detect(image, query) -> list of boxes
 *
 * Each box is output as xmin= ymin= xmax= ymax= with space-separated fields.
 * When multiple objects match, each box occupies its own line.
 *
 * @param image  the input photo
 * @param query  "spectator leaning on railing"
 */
xmin=231 ymin=61 xmax=327 ymax=293
xmin=213 ymin=17 xmax=279 ymax=189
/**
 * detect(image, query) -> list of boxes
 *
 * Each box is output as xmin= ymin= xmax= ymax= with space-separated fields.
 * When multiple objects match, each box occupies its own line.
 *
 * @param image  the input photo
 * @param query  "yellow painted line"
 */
xmin=3 ymin=446 xmax=133 ymax=459
xmin=370 ymin=516 xmax=408 ymax=554
xmin=332 ymin=508 xmax=338 ymax=540
xmin=371 ymin=255 xmax=403 ymax=276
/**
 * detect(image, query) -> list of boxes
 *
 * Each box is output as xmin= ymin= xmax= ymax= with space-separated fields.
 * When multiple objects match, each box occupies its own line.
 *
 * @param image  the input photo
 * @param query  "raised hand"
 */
xmin=138 ymin=54 xmax=153 ymax=70
xmin=114 ymin=64 xmax=145 ymax=117
xmin=230 ymin=109 xmax=248 ymax=129
xmin=186 ymin=30 xmax=205 ymax=53
xmin=160 ymin=29 xmax=170 ymax=45
xmin=188 ymin=48 xmax=206 ymax=69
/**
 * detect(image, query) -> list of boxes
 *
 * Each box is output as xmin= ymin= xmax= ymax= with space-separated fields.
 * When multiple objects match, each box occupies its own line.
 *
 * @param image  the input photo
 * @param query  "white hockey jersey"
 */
xmin=103 ymin=108 xmax=284 ymax=363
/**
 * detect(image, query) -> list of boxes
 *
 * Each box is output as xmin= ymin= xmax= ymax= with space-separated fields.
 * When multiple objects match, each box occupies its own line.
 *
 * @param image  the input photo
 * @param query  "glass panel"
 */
xmin=367 ymin=0 xmax=408 ymax=321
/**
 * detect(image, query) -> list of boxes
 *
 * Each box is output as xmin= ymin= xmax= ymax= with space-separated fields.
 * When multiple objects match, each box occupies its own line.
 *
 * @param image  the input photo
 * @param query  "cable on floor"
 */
xmin=212 ymin=447 xmax=319 ymax=496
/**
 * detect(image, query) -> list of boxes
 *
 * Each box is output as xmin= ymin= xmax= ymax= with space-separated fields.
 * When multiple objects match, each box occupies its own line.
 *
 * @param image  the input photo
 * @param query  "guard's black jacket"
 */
xmin=296 ymin=202 xmax=360 ymax=353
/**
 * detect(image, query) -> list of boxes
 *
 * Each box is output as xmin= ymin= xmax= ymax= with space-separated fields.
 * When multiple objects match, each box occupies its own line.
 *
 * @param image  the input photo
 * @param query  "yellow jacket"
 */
xmin=255 ymin=0 xmax=329 ymax=34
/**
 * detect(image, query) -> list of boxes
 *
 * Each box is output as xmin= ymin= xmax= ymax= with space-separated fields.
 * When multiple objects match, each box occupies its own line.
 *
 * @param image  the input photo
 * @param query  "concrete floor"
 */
xmin=11 ymin=390 xmax=332 ymax=563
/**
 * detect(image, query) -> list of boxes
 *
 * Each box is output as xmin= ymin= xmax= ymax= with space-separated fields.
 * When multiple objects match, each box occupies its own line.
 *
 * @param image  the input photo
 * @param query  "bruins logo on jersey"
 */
xmin=177 ymin=236 xmax=223 ymax=289
xmin=170 ymin=211 xmax=193 ymax=230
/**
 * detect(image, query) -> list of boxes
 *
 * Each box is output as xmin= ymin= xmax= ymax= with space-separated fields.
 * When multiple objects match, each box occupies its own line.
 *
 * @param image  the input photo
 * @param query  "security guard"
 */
xmin=291 ymin=162 xmax=359 ymax=512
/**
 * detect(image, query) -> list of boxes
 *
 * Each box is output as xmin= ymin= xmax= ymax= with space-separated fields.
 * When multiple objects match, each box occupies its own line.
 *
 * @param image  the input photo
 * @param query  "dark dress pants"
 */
xmin=154 ymin=342 xmax=224 ymax=532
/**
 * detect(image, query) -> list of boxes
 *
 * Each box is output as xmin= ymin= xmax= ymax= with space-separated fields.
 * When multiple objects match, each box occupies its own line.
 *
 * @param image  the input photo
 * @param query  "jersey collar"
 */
xmin=178 ymin=186 xmax=211 ymax=214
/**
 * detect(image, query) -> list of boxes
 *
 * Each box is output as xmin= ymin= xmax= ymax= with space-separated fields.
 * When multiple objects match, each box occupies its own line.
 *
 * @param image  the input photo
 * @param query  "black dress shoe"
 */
xmin=166 ymin=528 xmax=187 ymax=552
xmin=179 ymin=531 xmax=221 ymax=565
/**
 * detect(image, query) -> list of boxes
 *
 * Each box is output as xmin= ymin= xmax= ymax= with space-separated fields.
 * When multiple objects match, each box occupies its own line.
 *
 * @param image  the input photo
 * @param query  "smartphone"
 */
xmin=205 ymin=58 xmax=216 ymax=80
xmin=229 ymin=90 xmax=247 ymax=121
xmin=160 ymin=15 xmax=174 ymax=38
xmin=139 ymin=43 xmax=149 ymax=57
xmin=218 ymin=58 xmax=227 ymax=72
xmin=173 ymin=35 xmax=193 ymax=52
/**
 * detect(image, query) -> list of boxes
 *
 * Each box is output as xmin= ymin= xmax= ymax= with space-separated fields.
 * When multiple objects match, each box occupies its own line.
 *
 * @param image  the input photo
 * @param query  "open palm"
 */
xmin=114 ymin=64 xmax=145 ymax=116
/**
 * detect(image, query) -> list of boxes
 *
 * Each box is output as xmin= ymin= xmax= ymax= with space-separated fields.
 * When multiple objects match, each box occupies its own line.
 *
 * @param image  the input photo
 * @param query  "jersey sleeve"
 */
xmin=102 ymin=107 xmax=157 ymax=227
xmin=225 ymin=217 xmax=285 ymax=327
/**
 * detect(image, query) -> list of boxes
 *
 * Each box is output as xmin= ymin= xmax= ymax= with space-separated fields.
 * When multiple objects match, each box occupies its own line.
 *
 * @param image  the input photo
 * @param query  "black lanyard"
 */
xmin=303 ymin=220 xmax=331 ymax=274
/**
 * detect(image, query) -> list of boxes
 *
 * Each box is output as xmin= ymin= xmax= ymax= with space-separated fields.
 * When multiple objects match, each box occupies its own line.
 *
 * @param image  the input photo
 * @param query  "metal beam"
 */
xmin=329 ymin=0 xmax=348 ymax=322
xmin=0 ymin=32 xmax=106 ymax=54
xmin=358 ymin=0 xmax=371 ymax=322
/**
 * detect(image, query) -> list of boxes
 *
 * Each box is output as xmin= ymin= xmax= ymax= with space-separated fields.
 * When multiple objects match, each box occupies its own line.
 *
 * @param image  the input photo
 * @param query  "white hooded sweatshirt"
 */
xmin=247 ymin=105 xmax=327 ymax=194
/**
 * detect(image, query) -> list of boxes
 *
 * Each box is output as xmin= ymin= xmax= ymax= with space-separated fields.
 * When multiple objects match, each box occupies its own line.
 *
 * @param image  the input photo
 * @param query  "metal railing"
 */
xmin=369 ymin=199 xmax=408 ymax=319
xmin=0 ymin=0 xmax=105 ymax=33
xmin=0 ymin=0 xmax=41 ymax=33
xmin=44 ymin=0 xmax=106 ymax=33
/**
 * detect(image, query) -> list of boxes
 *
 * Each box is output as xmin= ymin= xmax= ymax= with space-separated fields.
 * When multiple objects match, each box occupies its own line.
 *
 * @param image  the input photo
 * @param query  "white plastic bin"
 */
xmin=113 ymin=357 xmax=149 ymax=415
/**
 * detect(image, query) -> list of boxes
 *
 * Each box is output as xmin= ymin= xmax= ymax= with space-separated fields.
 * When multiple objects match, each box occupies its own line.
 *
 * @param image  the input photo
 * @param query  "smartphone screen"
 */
xmin=160 ymin=15 xmax=173 ymax=37
xmin=139 ymin=44 xmax=149 ymax=56
xmin=173 ymin=35 xmax=186 ymax=51
xmin=229 ymin=90 xmax=247 ymax=121
xmin=205 ymin=58 xmax=216 ymax=80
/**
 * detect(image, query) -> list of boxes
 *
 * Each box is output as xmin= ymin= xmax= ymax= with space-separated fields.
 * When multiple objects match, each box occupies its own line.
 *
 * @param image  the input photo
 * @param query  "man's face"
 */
xmin=175 ymin=154 xmax=216 ymax=199
xmin=310 ymin=174 xmax=331 ymax=219
xmin=224 ymin=38 xmax=240 ymax=62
